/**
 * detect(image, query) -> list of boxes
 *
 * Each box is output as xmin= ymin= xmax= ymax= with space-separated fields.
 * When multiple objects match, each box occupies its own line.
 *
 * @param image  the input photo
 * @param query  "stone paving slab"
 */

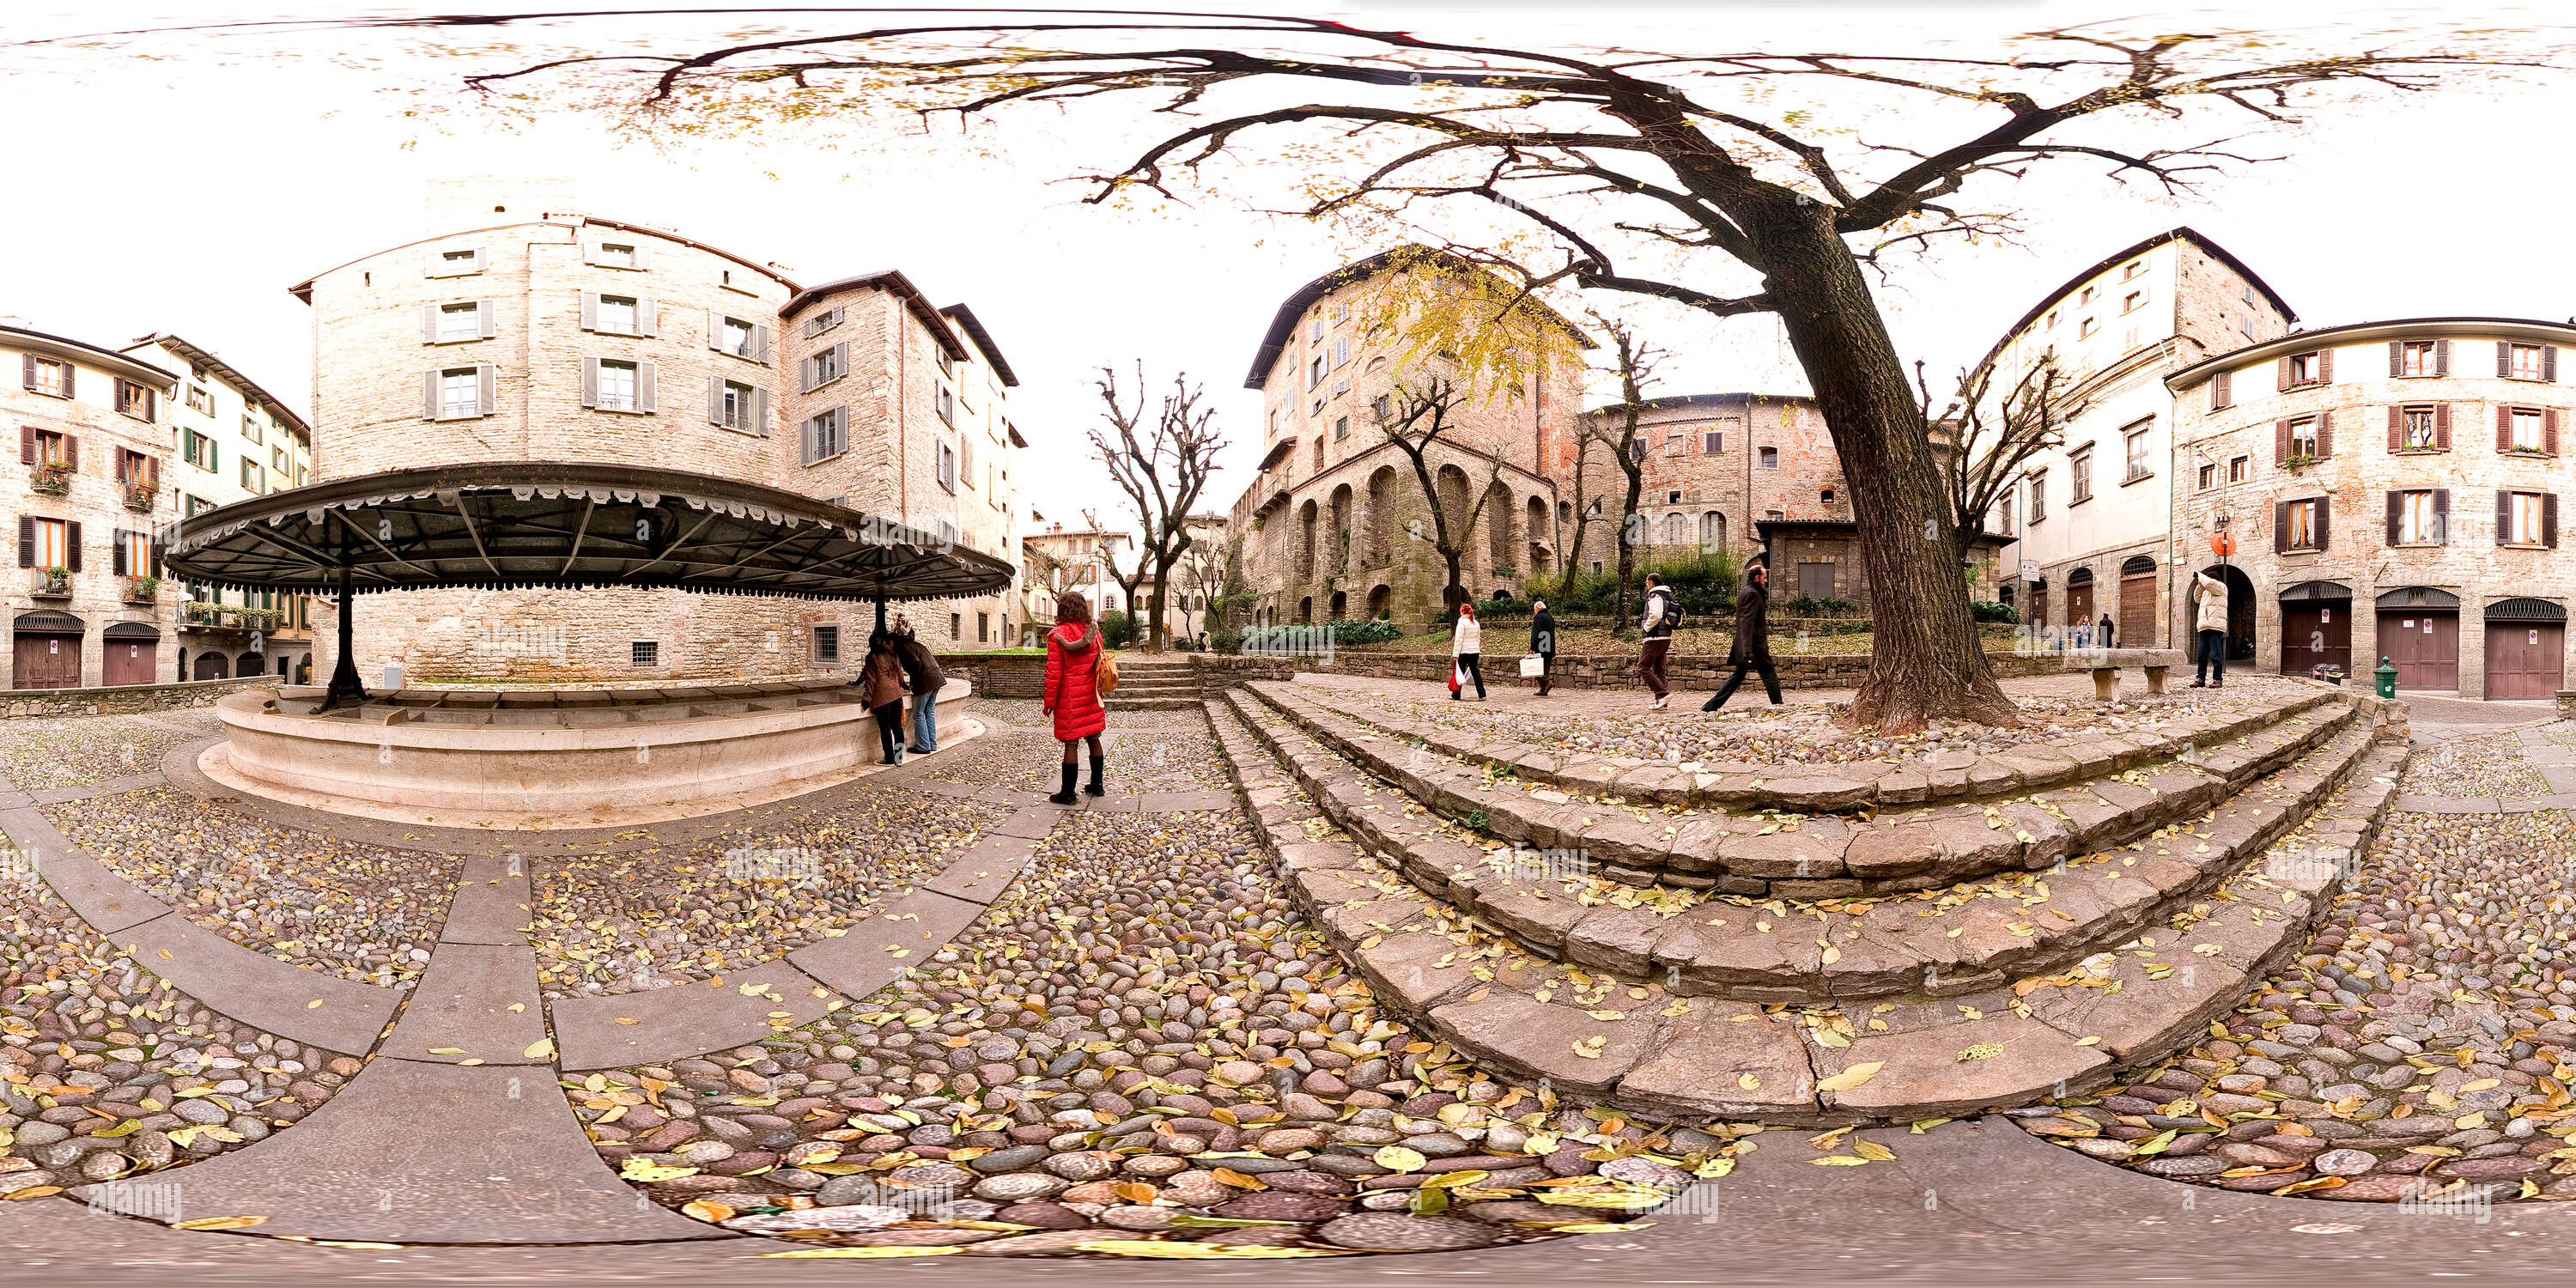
xmin=991 ymin=808 xmax=1059 ymax=839
xmin=391 ymin=943 xmax=551 ymax=1066
xmin=554 ymin=959 xmax=839 ymax=1072
xmin=111 ymin=912 xmax=403 ymax=1054
xmin=440 ymin=854 xmax=534 ymax=945
xmin=1 ymin=806 xmax=170 ymax=933
xmin=28 ymin=771 xmax=161 ymax=804
xmin=74 ymin=1058 xmax=727 ymax=1245
xmin=785 ymin=888 xmax=985 ymax=997
xmin=920 ymin=832 xmax=1042 ymax=904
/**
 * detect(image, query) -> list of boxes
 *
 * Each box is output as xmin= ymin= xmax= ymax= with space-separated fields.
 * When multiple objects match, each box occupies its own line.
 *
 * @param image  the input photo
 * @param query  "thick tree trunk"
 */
xmin=1754 ymin=207 xmax=2019 ymax=732
xmin=1612 ymin=468 xmax=1642 ymax=634
xmin=1440 ymin=550 xmax=1466 ymax=617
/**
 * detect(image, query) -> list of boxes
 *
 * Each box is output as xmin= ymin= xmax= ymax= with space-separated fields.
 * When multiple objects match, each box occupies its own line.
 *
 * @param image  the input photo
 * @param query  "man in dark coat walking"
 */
xmin=1703 ymin=561 xmax=1783 ymax=712
xmin=1528 ymin=599 xmax=1558 ymax=697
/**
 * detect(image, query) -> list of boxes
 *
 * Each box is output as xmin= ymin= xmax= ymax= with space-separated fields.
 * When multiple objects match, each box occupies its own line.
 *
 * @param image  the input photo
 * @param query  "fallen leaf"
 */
xmin=173 ymin=1216 xmax=268 ymax=1230
xmin=1816 ymin=1061 xmax=1886 ymax=1092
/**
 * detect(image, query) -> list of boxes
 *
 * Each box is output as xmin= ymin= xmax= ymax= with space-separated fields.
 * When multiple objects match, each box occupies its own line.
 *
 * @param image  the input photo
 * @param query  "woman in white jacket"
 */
xmin=1450 ymin=601 xmax=1486 ymax=701
xmin=2190 ymin=571 xmax=2229 ymax=689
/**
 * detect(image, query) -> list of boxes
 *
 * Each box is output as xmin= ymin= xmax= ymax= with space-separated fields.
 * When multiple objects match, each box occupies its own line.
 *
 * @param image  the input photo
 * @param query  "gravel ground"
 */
xmin=1321 ymin=675 xmax=2314 ymax=769
xmin=0 ymin=710 xmax=218 ymax=791
xmin=527 ymin=785 xmax=1007 ymax=998
xmin=576 ymin=804 xmax=1743 ymax=1258
xmin=0 ymin=879 xmax=356 ymax=1196
xmin=2019 ymin=738 xmax=2576 ymax=1204
xmin=2400 ymin=732 xmax=2553 ymax=799
xmin=45 ymin=787 xmax=458 ymax=987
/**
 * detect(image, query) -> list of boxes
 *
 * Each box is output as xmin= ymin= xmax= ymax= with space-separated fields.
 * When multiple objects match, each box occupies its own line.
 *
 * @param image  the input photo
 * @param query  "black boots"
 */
xmin=1085 ymin=756 xmax=1107 ymax=797
xmin=1048 ymin=762 xmax=1078 ymax=805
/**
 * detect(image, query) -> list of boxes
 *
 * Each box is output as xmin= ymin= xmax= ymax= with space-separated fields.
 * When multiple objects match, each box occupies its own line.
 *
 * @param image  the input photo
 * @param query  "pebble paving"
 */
xmin=528 ymin=786 xmax=1005 ymax=999
xmin=0 ymin=710 xmax=217 ymax=791
xmin=1322 ymin=675 xmax=2312 ymax=769
xmin=2399 ymin=730 xmax=2552 ymax=799
xmin=575 ymin=760 xmax=1744 ymax=1257
xmin=45 ymin=787 xmax=459 ymax=987
xmin=2019 ymin=724 xmax=2576 ymax=1205
xmin=0 ymin=882 xmax=356 ymax=1196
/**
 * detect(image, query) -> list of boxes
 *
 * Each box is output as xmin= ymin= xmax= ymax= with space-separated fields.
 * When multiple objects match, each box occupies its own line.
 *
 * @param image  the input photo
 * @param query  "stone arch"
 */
xmin=1485 ymin=481 xmax=1515 ymax=568
xmin=1367 ymin=584 xmax=1391 ymax=619
xmin=1327 ymin=483 xmax=1355 ymax=574
xmin=1297 ymin=595 xmax=1313 ymax=624
xmin=1364 ymin=466 xmax=1400 ymax=566
xmin=1435 ymin=465 xmax=1472 ymax=544
xmin=1700 ymin=510 xmax=1727 ymax=552
xmin=1329 ymin=589 xmax=1348 ymax=620
xmin=1662 ymin=512 xmax=1685 ymax=546
xmin=1296 ymin=498 xmax=1319 ymax=580
xmin=1526 ymin=495 xmax=1551 ymax=574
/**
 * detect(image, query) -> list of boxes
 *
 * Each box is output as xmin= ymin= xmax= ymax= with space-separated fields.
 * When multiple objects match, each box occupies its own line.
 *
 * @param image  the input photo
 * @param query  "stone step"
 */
xmin=1223 ymin=684 xmax=2387 ymax=1005
xmin=1205 ymin=696 xmax=2411 ymax=1125
xmin=1242 ymin=678 xmax=2362 ymax=897
xmin=1265 ymin=678 xmax=2354 ymax=814
xmin=1105 ymin=697 xmax=1203 ymax=711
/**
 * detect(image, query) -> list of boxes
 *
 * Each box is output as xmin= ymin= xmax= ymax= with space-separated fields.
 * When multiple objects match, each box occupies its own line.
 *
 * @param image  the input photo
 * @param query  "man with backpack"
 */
xmin=1704 ymin=560 xmax=1783 ymax=712
xmin=1638 ymin=572 xmax=1677 ymax=710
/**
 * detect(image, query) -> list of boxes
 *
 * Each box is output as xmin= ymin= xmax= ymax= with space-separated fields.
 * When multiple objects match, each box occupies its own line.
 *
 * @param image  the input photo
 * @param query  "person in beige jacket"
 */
xmin=2190 ymin=571 xmax=2229 ymax=689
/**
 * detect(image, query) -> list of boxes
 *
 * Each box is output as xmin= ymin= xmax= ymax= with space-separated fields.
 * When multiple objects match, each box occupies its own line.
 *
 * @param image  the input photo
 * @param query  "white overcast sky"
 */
xmin=4 ymin=2 xmax=2571 ymax=535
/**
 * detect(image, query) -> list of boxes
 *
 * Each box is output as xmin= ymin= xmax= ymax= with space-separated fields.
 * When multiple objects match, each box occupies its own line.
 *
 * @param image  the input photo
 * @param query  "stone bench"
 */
xmin=2055 ymin=647 xmax=2188 ymax=701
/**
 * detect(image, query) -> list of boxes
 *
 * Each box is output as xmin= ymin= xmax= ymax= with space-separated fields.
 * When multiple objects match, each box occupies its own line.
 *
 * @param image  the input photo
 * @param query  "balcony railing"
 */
xmin=28 ymin=571 xmax=70 ymax=598
xmin=125 ymin=576 xmax=160 ymax=604
xmin=28 ymin=465 xmax=70 ymax=496
xmin=122 ymin=481 xmax=157 ymax=512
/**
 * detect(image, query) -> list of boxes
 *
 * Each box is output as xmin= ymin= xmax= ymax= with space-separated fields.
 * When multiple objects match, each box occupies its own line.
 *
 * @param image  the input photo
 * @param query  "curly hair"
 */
xmin=1055 ymin=592 xmax=1094 ymax=627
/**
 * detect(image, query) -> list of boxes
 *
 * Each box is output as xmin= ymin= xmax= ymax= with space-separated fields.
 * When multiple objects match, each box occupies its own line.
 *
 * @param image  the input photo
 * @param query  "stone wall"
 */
xmin=3 ymin=673 xmax=276 ymax=720
xmin=937 ymin=652 xmax=1046 ymax=699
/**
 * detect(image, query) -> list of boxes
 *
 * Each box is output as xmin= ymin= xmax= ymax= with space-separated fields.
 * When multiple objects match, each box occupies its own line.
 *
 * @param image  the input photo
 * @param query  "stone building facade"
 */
xmin=1983 ymin=228 xmax=2297 ymax=649
xmin=290 ymin=206 xmax=1028 ymax=683
xmin=120 ymin=332 xmax=317 ymax=683
xmin=1226 ymin=248 xmax=1589 ymax=629
xmin=5 ymin=324 xmax=179 ymax=690
xmin=2168 ymin=318 xmax=2576 ymax=699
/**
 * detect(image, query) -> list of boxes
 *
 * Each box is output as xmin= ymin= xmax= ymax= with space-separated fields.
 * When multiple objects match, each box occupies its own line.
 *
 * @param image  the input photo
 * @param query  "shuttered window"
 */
xmin=803 ymin=307 xmax=843 ymax=338
xmin=423 ymin=366 xmax=498 ymax=420
xmin=706 ymin=377 xmax=769 ymax=435
xmin=425 ymin=246 xmax=484 ymax=277
xmin=21 ymin=355 xmax=71 ymax=398
xmin=113 ymin=379 xmax=156 ymax=421
xmin=801 ymin=406 xmax=848 ymax=465
xmin=2208 ymin=370 xmax=2232 ymax=410
xmin=18 ymin=517 xmax=73 ymax=570
xmin=2499 ymin=490 xmax=2557 ymax=546
xmin=587 ymin=240 xmax=644 ymax=270
xmin=2500 ymin=342 xmax=2558 ymax=381
xmin=424 ymin=301 xmax=495 ymax=343
xmin=2275 ymin=497 xmax=2327 ymax=552
xmin=2391 ymin=404 xmax=2449 ymax=452
xmin=580 ymin=293 xmax=657 ymax=337
xmin=708 ymin=313 xmax=766 ymax=360
xmin=581 ymin=359 xmax=654 ymax=413
xmin=2391 ymin=339 xmax=2448 ymax=377
xmin=2388 ymin=489 xmax=2448 ymax=545
xmin=801 ymin=343 xmax=848 ymax=392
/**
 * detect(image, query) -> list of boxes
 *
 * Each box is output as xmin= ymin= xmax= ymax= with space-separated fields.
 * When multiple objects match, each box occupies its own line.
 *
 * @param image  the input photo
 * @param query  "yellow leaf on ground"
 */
xmin=524 ymin=1038 xmax=556 ymax=1060
xmin=762 ymin=1247 xmax=964 ymax=1259
xmin=173 ymin=1216 xmax=268 ymax=1230
xmin=1852 ymin=1140 xmax=1897 ymax=1162
xmin=1816 ymin=1061 xmax=1886 ymax=1092
xmin=1375 ymin=1146 xmax=1428 ymax=1173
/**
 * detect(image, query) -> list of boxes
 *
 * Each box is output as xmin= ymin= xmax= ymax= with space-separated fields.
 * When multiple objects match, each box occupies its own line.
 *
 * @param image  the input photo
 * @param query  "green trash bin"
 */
xmin=2374 ymin=656 xmax=2398 ymax=700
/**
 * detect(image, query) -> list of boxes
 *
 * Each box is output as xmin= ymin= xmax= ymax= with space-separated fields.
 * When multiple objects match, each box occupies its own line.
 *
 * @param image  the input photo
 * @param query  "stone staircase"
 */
xmin=1103 ymin=656 xmax=1200 ymax=711
xmin=1205 ymin=677 xmax=2409 ymax=1125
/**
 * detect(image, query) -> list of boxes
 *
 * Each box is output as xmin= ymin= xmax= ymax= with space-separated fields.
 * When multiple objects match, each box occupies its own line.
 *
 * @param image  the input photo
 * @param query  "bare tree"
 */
xmin=1084 ymin=363 xmax=1226 ymax=650
xmin=1371 ymin=376 xmax=1511 ymax=620
xmin=1557 ymin=428 xmax=1597 ymax=604
xmin=330 ymin=11 xmax=2530 ymax=729
xmin=1583 ymin=315 xmax=1661 ymax=634
xmin=1929 ymin=355 xmax=2075 ymax=567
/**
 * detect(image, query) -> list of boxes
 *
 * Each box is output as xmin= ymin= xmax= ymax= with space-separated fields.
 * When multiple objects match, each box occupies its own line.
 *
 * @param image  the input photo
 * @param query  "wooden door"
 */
xmin=2378 ymin=611 xmax=2460 ymax=691
xmin=2485 ymin=622 xmax=2565 ymax=699
xmin=192 ymin=652 xmax=228 ymax=681
xmin=100 ymin=639 xmax=155 ymax=687
xmin=2281 ymin=604 xmax=2352 ymax=677
xmin=12 ymin=633 xmax=82 ymax=690
xmin=2067 ymin=581 xmax=2094 ymax=630
xmin=2117 ymin=571 xmax=2156 ymax=647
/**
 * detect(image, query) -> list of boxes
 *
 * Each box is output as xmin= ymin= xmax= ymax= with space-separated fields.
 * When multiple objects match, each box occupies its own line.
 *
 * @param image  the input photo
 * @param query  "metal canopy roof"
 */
xmin=163 ymin=462 xmax=1015 ymax=602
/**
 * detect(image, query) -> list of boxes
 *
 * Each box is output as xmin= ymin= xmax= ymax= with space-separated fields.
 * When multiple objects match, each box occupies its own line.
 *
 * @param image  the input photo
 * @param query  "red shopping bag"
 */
xmin=1448 ymin=660 xmax=1463 ymax=695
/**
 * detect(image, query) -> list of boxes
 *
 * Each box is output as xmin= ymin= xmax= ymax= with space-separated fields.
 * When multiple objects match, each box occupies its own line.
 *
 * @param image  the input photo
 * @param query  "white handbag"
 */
xmin=1517 ymin=655 xmax=1545 ymax=677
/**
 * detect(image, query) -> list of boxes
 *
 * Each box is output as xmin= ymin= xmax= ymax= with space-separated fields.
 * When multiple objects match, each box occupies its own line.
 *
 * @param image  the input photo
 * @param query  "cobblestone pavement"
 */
xmin=2018 ymin=722 xmax=2576 ymax=1204
xmin=0 ymin=710 xmax=219 ymax=790
xmin=44 ymin=786 xmax=459 ymax=987
xmin=527 ymin=786 xmax=1009 ymax=998
xmin=1 ymin=882 xmax=358 ymax=1194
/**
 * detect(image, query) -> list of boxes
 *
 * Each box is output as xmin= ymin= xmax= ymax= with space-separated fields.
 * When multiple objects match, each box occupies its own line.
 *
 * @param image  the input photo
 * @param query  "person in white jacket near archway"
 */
xmin=2190 ymin=570 xmax=2229 ymax=689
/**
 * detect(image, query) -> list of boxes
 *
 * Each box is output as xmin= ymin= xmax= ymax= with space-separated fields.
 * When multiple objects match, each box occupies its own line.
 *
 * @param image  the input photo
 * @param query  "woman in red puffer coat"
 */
xmin=1042 ymin=591 xmax=1109 ymax=805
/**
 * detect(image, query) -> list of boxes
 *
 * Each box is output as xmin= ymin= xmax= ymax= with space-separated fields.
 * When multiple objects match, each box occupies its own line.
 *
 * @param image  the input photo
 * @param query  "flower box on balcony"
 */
xmin=125 ymin=575 xmax=160 ymax=604
xmin=29 ymin=465 xmax=70 ymax=495
xmin=123 ymin=482 xmax=157 ymax=512
xmin=29 ymin=569 xmax=70 ymax=598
